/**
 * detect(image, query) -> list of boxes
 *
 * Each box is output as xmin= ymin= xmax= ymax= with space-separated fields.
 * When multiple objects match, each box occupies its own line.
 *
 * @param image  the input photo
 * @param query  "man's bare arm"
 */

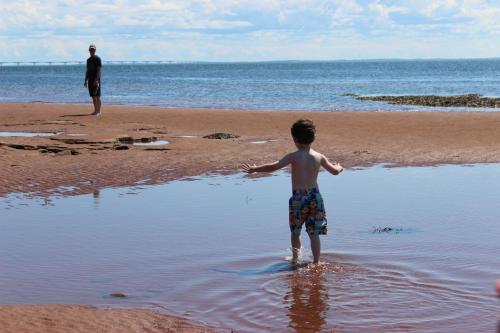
xmin=320 ymin=155 xmax=343 ymax=175
xmin=242 ymin=154 xmax=292 ymax=173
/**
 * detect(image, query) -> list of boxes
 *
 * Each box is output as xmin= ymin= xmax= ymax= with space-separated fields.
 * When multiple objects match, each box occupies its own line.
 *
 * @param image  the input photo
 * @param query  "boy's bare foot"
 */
xmin=90 ymin=111 xmax=101 ymax=116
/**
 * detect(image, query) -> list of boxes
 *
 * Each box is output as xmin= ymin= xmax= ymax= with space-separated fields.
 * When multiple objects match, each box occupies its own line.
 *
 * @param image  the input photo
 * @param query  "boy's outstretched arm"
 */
xmin=242 ymin=154 xmax=292 ymax=173
xmin=320 ymin=155 xmax=343 ymax=175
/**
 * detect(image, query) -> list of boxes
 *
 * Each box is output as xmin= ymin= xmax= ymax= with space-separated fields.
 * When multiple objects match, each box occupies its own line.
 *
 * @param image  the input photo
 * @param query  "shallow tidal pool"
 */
xmin=1 ymin=164 xmax=500 ymax=332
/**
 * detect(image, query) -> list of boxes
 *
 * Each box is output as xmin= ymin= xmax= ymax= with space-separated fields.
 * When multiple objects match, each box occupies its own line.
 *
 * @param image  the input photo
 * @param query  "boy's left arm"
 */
xmin=320 ymin=154 xmax=343 ymax=175
xmin=242 ymin=154 xmax=292 ymax=173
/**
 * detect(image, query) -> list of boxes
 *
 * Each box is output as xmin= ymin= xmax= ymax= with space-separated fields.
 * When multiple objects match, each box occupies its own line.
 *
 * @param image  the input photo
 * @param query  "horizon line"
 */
xmin=1 ymin=57 xmax=499 ymax=66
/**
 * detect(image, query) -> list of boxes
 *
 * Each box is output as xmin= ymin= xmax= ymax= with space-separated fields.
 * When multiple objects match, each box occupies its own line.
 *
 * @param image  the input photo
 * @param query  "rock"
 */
xmin=110 ymin=292 xmax=127 ymax=298
xmin=5 ymin=143 xmax=37 ymax=150
xmin=139 ymin=137 xmax=158 ymax=143
xmin=51 ymin=138 xmax=111 ymax=145
xmin=117 ymin=136 xmax=134 ymax=143
xmin=372 ymin=226 xmax=396 ymax=233
xmin=355 ymin=94 xmax=500 ymax=108
xmin=114 ymin=145 xmax=129 ymax=150
xmin=57 ymin=138 xmax=87 ymax=144
xmin=55 ymin=150 xmax=72 ymax=156
xmin=117 ymin=136 xmax=159 ymax=144
xmin=203 ymin=133 xmax=240 ymax=139
xmin=43 ymin=147 xmax=64 ymax=153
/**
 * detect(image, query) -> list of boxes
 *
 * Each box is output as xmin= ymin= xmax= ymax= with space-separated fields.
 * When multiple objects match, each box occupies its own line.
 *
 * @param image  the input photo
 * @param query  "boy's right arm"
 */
xmin=242 ymin=154 xmax=292 ymax=173
xmin=320 ymin=154 xmax=343 ymax=175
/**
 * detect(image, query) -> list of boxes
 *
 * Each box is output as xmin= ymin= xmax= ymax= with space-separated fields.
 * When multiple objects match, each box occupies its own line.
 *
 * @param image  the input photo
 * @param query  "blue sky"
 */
xmin=1 ymin=0 xmax=499 ymax=61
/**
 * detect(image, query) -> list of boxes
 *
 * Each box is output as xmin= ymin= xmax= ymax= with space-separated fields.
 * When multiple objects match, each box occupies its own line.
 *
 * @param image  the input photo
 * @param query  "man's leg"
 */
xmin=308 ymin=234 xmax=321 ymax=264
xmin=96 ymin=96 xmax=102 ymax=114
xmin=91 ymin=96 xmax=98 ymax=114
xmin=291 ymin=234 xmax=301 ymax=264
xmin=91 ymin=96 xmax=101 ymax=115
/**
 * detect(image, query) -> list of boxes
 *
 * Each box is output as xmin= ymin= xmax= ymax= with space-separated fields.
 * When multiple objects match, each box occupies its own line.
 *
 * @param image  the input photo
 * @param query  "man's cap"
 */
xmin=89 ymin=44 xmax=96 ymax=50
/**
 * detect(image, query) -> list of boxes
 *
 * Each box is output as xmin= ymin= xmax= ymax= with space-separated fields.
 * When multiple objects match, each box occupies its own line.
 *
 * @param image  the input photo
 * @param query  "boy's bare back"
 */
xmin=279 ymin=148 xmax=342 ymax=190
xmin=288 ymin=148 xmax=322 ymax=190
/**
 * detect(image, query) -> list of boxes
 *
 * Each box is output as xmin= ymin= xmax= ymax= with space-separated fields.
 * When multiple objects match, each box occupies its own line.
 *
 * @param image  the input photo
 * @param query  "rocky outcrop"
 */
xmin=355 ymin=94 xmax=499 ymax=108
xmin=203 ymin=133 xmax=240 ymax=139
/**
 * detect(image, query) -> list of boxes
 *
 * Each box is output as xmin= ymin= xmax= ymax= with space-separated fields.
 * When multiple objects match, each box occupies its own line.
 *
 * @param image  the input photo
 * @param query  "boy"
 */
xmin=242 ymin=119 xmax=343 ymax=264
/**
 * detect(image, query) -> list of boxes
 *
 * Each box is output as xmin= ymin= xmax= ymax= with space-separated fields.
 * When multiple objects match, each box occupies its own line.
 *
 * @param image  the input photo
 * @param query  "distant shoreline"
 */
xmin=2 ymin=57 xmax=500 ymax=66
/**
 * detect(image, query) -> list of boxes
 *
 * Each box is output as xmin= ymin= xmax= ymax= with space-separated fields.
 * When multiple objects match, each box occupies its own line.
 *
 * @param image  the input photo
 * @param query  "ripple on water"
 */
xmin=173 ymin=252 xmax=499 ymax=333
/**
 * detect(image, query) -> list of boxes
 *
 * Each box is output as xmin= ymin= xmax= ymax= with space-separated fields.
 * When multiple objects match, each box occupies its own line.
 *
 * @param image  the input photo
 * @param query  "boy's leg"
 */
xmin=291 ymin=234 xmax=301 ymax=263
xmin=308 ymin=234 xmax=321 ymax=264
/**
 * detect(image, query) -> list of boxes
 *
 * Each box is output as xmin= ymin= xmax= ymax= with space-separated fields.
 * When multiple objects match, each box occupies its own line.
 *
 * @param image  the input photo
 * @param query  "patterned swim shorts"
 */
xmin=289 ymin=187 xmax=327 ymax=236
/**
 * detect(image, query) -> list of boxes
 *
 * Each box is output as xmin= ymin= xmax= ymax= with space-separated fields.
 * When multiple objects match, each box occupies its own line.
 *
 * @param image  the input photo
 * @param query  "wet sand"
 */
xmin=0 ymin=305 xmax=215 ymax=333
xmin=1 ymin=103 xmax=500 ymax=198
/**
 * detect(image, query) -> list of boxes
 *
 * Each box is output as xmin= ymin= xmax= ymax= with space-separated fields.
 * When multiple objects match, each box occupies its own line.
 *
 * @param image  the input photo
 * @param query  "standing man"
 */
xmin=84 ymin=44 xmax=102 ymax=116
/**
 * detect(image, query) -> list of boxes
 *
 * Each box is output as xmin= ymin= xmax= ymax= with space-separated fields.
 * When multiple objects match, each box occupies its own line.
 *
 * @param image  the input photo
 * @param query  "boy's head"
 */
xmin=291 ymin=119 xmax=316 ymax=145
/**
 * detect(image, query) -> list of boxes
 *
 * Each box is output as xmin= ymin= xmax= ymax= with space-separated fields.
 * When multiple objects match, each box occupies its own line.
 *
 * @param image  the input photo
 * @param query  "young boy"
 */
xmin=242 ymin=119 xmax=343 ymax=264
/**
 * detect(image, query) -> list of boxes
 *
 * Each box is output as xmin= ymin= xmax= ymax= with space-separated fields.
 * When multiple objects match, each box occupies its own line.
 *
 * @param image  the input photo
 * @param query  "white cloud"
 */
xmin=0 ymin=0 xmax=498 ymax=61
xmin=368 ymin=1 xmax=409 ymax=25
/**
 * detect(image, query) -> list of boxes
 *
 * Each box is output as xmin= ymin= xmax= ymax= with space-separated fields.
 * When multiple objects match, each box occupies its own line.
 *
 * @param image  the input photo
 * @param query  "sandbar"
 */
xmin=1 ymin=102 xmax=500 ymax=198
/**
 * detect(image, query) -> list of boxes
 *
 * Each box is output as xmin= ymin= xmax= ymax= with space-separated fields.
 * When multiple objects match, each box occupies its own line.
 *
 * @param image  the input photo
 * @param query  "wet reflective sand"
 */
xmin=1 ymin=165 xmax=500 ymax=332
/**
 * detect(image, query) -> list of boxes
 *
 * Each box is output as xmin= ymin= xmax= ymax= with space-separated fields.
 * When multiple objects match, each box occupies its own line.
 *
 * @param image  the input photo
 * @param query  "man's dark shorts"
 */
xmin=88 ymin=82 xmax=101 ymax=97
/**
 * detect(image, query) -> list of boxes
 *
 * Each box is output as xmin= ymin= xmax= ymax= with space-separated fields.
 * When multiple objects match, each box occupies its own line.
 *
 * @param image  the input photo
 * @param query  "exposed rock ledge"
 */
xmin=354 ymin=94 xmax=499 ymax=108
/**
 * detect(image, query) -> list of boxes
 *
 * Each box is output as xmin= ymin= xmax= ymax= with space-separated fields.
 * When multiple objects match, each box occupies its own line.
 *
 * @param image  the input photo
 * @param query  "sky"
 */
xmin=0 ymin=0 xmax=499 ymax=62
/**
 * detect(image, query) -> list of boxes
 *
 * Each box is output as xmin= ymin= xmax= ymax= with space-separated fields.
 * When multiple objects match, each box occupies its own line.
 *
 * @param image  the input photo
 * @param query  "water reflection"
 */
xmin=284 ymin=265 xmax=329 ymax=333
xmin=93 ymin=189 xmax=100 ymax=207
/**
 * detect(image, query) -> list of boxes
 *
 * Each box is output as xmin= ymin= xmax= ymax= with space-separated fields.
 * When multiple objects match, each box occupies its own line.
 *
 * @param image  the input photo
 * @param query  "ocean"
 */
xmin=1 ymin=59 xmax=499 ymax=111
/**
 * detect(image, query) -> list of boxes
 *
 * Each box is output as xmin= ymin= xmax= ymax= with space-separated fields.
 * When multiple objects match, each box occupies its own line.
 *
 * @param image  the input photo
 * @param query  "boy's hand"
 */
xmin=242 ymin=163 xmax=256 ymax=173
xmin=333 ymin=163 xmax=343 ymax=175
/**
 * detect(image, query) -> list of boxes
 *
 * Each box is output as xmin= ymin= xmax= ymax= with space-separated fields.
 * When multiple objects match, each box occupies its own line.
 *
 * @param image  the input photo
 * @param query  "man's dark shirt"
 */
xmin=86 ymin=55 xmax=102 ymax=82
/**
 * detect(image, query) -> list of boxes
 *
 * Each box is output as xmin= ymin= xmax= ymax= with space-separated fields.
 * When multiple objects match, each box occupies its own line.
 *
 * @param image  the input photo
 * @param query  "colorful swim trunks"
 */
xmin=289 ymin=187 xmax=327 ymax=236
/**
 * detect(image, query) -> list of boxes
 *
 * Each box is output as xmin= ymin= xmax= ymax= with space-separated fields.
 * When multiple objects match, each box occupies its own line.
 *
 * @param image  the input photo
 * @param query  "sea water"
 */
xmin=1 ymin=164 xmax=500 ymax=332
xmin=1 ymin=59 xmax=499 ymax=112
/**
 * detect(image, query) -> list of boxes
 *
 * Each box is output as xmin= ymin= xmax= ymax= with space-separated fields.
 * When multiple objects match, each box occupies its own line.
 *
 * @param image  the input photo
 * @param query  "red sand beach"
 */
xmin=1 ymin=103 xmax=500 ymax=198
xmin=1 ymin=102 xmax=500 ymax=332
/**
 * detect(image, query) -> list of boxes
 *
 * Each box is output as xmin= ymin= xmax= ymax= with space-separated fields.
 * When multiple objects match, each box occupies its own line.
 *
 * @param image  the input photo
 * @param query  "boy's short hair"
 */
xmin=291 ymin=119 xmax=316 ymax=144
